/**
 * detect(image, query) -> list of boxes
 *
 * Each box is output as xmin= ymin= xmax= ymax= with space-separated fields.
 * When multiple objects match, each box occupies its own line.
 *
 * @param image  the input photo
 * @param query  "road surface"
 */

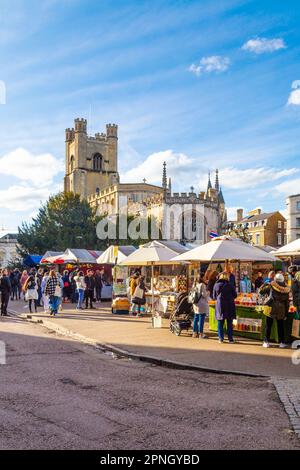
xmin=0 ymin=316 xmax=298 ymax=450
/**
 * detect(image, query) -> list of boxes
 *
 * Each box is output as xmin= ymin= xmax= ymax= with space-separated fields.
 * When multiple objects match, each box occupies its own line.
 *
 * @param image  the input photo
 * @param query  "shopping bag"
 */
xmin=133 ymin=286 xmax=144 ymax=299
xmin=152 ymin=315 xmax=162 ymax=328
xmin=292 ymin=319 xmax=300 ymax=338
xmin=54 ymin=285 xmax=61 ymax=297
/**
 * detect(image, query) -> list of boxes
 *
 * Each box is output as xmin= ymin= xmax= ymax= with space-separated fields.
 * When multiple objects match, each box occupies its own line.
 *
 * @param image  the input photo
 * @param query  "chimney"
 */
xmin=237 ymin=208 xmax=244 ymax=222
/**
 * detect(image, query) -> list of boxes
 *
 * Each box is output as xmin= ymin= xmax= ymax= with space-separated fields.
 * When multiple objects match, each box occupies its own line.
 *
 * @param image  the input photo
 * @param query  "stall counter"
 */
xmin=209 ymin=303 xmax=293 ymax=343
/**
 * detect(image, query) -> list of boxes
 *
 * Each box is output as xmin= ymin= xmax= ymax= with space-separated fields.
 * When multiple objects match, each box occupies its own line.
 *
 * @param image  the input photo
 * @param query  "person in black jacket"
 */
xmin=84 ymin=270 xmax=96 ymax=309
xmin=0 ymin=269 xmax=11 ymax=316
xmin=288 ymin=265 xmax=300 ymax=313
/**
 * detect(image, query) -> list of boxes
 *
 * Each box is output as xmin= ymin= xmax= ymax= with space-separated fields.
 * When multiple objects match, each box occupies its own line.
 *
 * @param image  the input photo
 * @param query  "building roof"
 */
xmin=240 ymin=212 xmax=278 ymax=223
xmin=0 ymin=233 xmax=18 ymax=241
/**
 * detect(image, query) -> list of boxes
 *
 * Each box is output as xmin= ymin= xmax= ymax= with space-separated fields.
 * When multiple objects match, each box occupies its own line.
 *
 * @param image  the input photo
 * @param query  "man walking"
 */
xmin=0 ymin=269 xmax=11 ymax=316
xmin=84 ymin=270 xmax=96 ymax=309
xmin=95 ymin=268 xmax=104 ymax=302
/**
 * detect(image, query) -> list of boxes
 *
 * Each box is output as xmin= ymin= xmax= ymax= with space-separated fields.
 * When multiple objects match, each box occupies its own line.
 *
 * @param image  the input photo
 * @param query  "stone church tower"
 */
xmin=64 ymin=118 xmax=120 ymax=199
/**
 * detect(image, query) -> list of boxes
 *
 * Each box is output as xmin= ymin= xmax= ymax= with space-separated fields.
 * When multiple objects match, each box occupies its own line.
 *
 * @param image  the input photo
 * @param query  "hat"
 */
xmin=275 ymin=273 xmax=284 ymax=283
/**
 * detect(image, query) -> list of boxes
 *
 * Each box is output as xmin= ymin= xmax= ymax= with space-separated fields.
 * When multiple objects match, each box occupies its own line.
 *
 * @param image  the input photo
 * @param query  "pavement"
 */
xmin=8 ymin=299 xmax=300 ymax=379
xmin=0 ymin=316 xmax=299 ymax=450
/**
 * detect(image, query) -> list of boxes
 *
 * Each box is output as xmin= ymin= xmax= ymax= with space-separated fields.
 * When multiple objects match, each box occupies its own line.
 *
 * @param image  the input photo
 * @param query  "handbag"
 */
xmin=133 ymin=286 xmax=144 ymax=300
xmin=54 ymin=285 xmax=61 ymax=297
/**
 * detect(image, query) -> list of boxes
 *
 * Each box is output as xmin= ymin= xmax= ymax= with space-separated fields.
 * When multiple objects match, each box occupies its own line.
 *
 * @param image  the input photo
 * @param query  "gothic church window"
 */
xmin=93 ymin=153 xmax=103 ymax=171
xmin=70 ymin=155 xmax=74 ymax=171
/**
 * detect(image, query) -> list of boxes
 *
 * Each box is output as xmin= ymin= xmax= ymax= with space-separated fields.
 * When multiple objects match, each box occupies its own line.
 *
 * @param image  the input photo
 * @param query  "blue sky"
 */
xmin=1 ymin=0 xmax=300 ymax=231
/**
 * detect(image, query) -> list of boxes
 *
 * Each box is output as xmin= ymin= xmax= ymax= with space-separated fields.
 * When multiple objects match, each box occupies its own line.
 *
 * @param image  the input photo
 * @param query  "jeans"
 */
xmin=96 ymin=285 xmax=102 ymax=301
xmin=29 ymin=299 xmax=37 ymax=313
xmin=77 ymin=289 xmax=85 ymax=309
xmin=42 ymin=294 xmax=49 ymax=312
xmin=49 ymin=295 xmax=60 ymax=314
xmin=265 ymin=317 xmax=285 ymax=343
xmin=193 ymin=313 xmax=206 ymax=334
xmin=85 ymin=289 xmax=94 ymax=308
xmin=218 ymin=319 xmax=234 ymax=341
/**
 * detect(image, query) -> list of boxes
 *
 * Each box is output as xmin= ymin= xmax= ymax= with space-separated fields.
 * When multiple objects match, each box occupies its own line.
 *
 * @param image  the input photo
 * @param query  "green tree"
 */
xmin=17 ymin=192 xmax=161 ymax=257
xmin=17 ymin=192 xmax=102 ymax=256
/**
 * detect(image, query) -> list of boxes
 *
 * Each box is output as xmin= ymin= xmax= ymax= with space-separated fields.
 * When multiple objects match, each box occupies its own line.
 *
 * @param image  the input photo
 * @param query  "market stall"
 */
xmin=172 ymin=236 xmax=293 ymax=342
xmin=119 ymin=241 xmax=188 ymax=321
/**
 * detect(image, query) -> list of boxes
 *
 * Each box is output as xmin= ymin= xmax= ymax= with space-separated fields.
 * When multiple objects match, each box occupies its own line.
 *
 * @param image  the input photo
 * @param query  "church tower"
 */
xmin=64 ymin=118 xmax=119 ymax=199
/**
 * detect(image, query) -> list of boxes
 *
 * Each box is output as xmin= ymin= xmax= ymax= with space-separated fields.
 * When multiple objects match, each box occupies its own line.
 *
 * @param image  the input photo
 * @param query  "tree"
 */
xmin=17 ymin=192 xmax=102 ymax=257
xmin=224 ymin=225 xmax=253 ymax=244
xmin=17 ymin=192 xmax=160 ymax=257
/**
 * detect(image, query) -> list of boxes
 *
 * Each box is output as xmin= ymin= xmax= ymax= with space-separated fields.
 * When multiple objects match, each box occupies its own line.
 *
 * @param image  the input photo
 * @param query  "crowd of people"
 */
xmin=187 ymin=267 xmax=300 ymax=347
xmin=0 ymin=266 xmax=107 ymax=316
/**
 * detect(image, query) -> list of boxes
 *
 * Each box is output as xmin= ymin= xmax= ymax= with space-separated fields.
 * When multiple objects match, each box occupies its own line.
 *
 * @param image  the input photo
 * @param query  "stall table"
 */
xmin=209 ymin=302 xmax=293 ymax=343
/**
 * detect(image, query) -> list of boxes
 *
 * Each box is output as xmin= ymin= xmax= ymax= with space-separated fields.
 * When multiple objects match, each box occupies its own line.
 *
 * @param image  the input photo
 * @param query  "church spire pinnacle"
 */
xmin=207 ymin=171 xmax=212 ymax=192
xmin=215 ymin=169 xmax=220 ymax=192
xmin=162 ymin=161 xmax=167 ymax=189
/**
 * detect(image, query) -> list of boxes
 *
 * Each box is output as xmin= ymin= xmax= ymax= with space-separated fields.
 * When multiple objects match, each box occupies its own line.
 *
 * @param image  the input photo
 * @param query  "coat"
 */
xmin=260 ymin=281 xmax=290 ymax=320
xmin=193 ymin=282 xmax=209 ymax=315
xmin=213 ymin=279 xmax=237 ymax=320
xmin=291 ymin=273 xmax=300 ymax=311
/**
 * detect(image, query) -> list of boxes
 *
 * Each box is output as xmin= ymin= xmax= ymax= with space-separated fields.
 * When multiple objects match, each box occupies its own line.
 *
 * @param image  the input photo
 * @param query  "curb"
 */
xmin=8 ymin=309 xmax=269 ymax=379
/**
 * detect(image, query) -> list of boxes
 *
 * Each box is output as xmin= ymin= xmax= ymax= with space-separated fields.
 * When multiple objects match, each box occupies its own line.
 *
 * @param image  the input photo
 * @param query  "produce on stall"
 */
xmin=172 ymin=236 xmax=292 ymax=342
xmin=119 ymin=241 xmax=188 ymax=321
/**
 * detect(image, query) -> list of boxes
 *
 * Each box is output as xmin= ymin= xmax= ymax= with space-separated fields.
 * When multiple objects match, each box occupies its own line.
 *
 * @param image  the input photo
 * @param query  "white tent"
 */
xmin=273 ymin=238 xmax=300 ymax=258
xmin=119 ymin=241 xmax=186 ymax=314
xmin=119 ymin=240 xmax=182 ymax=266
xmin=97 ymin=245 xmax=136 ymax=264
xmin=172 ymin=236 xmax=277 ymax=262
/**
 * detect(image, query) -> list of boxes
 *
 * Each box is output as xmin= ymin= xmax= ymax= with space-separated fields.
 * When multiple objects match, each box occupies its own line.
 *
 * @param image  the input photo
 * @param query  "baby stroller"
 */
xmin=169 ymin=292 xmax=194 ymax=336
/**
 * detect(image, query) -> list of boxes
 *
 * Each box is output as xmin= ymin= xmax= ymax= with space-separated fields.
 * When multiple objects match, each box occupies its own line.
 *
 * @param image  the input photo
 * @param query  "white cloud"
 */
xmin=287 ymin=81 xmax=300 ymax=106
xmin=242 ymin=37 xmax=286 ymax=54
xmin=276 ymin=177 xmax=300 ymax=196
xmin=0 ymin=184 xmax=53 ymax=211
xmin=121 ymin=149 xmax=193 ymax=184
xmin=0 ymin=147 xmax=64 ymax=186
xmin=189 ymin=56 xmax=230 ymax=77
xmin=217 ymin=167 xmax=298 ymax=190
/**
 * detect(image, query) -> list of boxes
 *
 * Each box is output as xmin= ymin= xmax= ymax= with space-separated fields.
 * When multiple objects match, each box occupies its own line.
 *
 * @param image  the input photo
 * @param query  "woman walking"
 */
xmin=45 ymin=270 xmax=61 ymax=316
xmin=62 ymin=270 xmax=71 ymax=302
xmin=74 ymin=271 xmax=86 ymax=310
xmin=24 ymin=274 xmax=38 ymax=313
xmin=192 ymin=275 xmax=209 ymax=339
xmin=20 ymin=270 xmax=29 ymax=299
xmin=41 ymin=271 xmax=50 ymax=313
xmin=260 ymin=272 xmax=290 ymax=348
xmin=213 ymin=272 xmax=237 ymax=343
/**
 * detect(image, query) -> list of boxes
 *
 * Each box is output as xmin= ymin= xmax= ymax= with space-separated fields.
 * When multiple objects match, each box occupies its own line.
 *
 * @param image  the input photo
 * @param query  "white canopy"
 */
xmin=273 ymin=238 xmax=300 ymax=257
xmin=119 ymin=240 xmax=184 ymax=266
xmin=172 ymin=236 xmax=277 ymax=262
xmin=97 ymin=245 xmax=136 ymax=264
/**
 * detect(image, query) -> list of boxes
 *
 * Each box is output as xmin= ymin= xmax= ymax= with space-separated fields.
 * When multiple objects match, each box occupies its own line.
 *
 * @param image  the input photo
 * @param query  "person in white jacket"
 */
xmin=192 ymin=274 xmax=209 ymax=339
xmin=74 ymin=271 xmax=86 ymax=310
xmin=41 ymin=271 xmax=50 ymax=313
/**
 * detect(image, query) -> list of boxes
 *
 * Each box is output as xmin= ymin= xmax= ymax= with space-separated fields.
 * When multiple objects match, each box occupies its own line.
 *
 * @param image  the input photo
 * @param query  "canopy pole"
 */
xmin=151 ymin=263 xmax=154 ymax=316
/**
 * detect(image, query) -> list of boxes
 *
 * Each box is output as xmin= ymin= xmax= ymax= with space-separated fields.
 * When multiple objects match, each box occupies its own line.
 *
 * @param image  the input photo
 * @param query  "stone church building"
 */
xmin=64 ymin=118 xmax=227 ymax=243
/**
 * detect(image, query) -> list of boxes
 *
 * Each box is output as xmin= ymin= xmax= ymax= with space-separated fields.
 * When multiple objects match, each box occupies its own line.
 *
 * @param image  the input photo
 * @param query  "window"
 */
xmin=297 ymin=201 xmax=300 ymax=211
xmin=284 ymin=222 xmax=287 ymax=229
xmin=70 ymin=155 xmax=74 ymax=171
xmin=255 ymin=233 xmax=260 ymax=245
xmin=278 ymin=220 xmax=282 ymax=229
xmin=93 ymin=153 xmax=103 ymax=171
xmin=297 ymin=234 xmax=300 ymax=239
xmin=277 ymin=233 xmax=282 ymax=246
xmin=296 ymin=218 xmax=300 ymax=228
xmin=284 ymin=235 xmax=287 ymax=245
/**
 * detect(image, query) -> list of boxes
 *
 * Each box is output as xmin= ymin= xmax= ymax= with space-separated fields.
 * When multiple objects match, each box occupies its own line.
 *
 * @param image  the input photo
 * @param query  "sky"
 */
xmin=1 ymin=0 xmax=300 ymax=232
